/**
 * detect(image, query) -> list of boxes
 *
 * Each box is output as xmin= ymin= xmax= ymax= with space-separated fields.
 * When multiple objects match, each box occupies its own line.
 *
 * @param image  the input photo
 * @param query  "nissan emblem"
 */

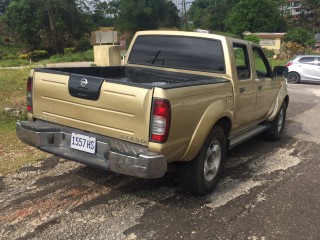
xmin=80 ymin=78 xmax=88 ymax=87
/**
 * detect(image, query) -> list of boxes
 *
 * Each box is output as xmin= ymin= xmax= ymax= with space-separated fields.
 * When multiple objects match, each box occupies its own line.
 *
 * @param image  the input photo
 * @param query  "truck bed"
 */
xmin=36 ymin=66 xmax=227 ymax=89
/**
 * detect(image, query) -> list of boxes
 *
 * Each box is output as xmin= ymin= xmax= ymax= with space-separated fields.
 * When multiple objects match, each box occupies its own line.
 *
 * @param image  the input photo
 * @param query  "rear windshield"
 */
xmin=128 ymin=35 xmax=225 ymax=73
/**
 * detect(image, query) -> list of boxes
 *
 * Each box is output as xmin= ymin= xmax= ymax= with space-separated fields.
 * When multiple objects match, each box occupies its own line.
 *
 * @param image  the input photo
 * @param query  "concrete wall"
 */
xmin=260 ymin=38 xmax=283 ymax=54
xmin=94 ymin=45 xmax=121 ymax=66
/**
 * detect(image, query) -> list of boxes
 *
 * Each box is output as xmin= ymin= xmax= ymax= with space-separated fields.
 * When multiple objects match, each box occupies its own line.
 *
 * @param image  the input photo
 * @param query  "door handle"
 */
xmin=239 ymin=87 xmax=246 ymax=94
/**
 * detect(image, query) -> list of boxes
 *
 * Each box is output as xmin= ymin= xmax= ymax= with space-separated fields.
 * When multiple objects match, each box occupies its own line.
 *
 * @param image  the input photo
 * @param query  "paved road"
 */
xmin=1 ymin=83 xmax=320 ymax=240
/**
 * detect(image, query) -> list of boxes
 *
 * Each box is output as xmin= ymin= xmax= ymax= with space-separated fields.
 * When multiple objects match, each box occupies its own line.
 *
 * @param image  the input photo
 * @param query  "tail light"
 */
xmin=285 ymin=62 xmax=292 ymax=67
xmin=27 ymin=76 xmax=33 ymax=113
xmin=150 ymin=99 xmax=171 ymax=143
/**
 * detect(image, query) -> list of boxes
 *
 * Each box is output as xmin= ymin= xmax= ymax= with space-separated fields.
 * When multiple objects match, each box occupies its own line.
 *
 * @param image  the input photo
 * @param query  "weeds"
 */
xmin=0 ymin=69 xmax=47 ymax=174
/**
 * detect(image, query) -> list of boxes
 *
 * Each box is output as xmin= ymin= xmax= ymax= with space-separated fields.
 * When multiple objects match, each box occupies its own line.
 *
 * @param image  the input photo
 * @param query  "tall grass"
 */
xmin=41 ymin=49 xmax=94 ymax=64
xmin=0 ymin=68 xmax=29 ymax=123
xmin=0 ymin=50 xmax=94 ymax=67
xmin=0 ymin=68 xmax=48 ymax=175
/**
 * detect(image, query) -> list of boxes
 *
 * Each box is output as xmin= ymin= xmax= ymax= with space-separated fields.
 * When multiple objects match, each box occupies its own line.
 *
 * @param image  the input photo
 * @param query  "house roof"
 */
xmin=254 ymin=33 xmax=287 ymax=38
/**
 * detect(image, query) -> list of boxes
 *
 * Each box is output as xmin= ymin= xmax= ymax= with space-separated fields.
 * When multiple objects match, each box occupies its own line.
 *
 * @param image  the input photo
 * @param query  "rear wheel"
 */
xmin=265 ymin=101 xmax=287 ymax=141
xmin=287 ymin=72 xmax=300 ymax=84
xmin=180 ymin=126 xmax=227 ymax=195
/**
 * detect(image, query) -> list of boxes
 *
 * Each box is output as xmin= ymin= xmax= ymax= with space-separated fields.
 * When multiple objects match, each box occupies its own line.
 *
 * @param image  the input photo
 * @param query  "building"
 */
xmin=286 ymin=0 xmax=303 ymax=16
xmin=243 ymin=32 xmax=287 ymax=54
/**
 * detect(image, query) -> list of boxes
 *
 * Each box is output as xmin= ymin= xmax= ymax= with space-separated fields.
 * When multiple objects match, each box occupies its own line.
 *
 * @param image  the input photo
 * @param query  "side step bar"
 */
xmin=229 ymin=124 xmax=270 ymax=150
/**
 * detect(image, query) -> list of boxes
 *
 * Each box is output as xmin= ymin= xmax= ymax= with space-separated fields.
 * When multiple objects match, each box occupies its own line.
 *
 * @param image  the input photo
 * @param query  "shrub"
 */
xmin=283 ymin=41 xmax=305 ymax=58
xmin=262 ymin=48 xmax=275 ymax=59
xmin=3 ymin=54 xmax=18 ymax=60
xmin=74 ymin=36 xmax=91 ymax=52
xmin=19 ymin=54 xmax=29 ymax=60
xmin=243 ymin=34 xmax=260 ymax=44
xmin=64 ymin=47 xmax=76 ymax=55
xmin=28 ymin=50 xmax=49 ymax=61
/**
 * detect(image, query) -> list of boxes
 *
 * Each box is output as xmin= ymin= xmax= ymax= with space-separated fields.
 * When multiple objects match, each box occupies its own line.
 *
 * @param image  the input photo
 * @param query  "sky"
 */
xmin=171 ymin=0 xmax=194 ymax=11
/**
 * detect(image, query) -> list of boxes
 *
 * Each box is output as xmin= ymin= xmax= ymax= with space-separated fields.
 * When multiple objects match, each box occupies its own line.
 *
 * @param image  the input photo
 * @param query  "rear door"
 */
xmin=252 ymin=47 xmax=281 ymax=120
xmin=32 ymin=70 xmax=153 ymax=146
xmin=298 ymin=57 xmax=317 ymax=80
xmin=316 ymin=57 xmax=320 ymax=80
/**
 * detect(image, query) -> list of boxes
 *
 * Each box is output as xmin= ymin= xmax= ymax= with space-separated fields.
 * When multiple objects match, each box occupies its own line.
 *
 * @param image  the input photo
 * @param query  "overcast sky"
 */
xmin=171 ymin=0 xmax=194 ymax=11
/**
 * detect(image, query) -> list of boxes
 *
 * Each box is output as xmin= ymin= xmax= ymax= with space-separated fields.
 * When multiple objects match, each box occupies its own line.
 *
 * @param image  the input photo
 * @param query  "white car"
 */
xmin=286 ymin=55 xmax=320 ymax=83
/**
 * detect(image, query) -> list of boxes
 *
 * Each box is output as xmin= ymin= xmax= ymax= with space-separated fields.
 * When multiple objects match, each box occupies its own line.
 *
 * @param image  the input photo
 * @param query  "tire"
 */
xmin=265 ymin=101 xmax=287 ymax=141
xmin=180 ymin=126 xmax=227 ymax=195
xmin=287 ymin=72 xmax=300 ymax=84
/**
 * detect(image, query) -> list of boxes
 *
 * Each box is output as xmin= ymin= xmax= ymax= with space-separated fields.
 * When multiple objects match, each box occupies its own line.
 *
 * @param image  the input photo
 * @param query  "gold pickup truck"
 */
xmin=17 ymin=31 xmax=288 ymax=195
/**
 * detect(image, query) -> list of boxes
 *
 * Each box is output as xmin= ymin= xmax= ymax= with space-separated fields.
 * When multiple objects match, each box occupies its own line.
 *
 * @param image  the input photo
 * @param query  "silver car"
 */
xmin=286 ymin=55 xmax=320 ymax=83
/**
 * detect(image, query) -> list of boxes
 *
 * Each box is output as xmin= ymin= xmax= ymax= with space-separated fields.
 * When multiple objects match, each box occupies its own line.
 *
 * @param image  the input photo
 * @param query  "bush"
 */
xmin=64 ymin=47 xmax=76 ymax=55
xmin=262 ymin=48 xmax=275 ymax=59
xmin=3 ymin=54 xmax=18 ymax=60
xmin=19 ymin=54 xmax=29 ymax=60
xmin=243 ymin=34 xmax=260 ymax=44
xmin=28 ymin=50 xmax=49 ymax=61
xmin=74 ymin=36 xmax=91 ymax=52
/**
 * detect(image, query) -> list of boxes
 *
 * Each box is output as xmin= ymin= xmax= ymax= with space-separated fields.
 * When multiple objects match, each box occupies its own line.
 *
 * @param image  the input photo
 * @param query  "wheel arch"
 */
xmin=180 ymin=108 xmax=232 ymax=162
xmin=267 ymin=84 xmax=289 ymax=121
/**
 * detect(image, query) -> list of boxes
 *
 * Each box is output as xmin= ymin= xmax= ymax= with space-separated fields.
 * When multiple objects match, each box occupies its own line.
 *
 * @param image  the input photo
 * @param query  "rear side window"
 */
xmin=233 ymin=43 xmax=251 ymax=80
xmin=128 ymin=35 xmax=225 ymax=73
xmin=298 ymin=57 xmax=316 ymax=65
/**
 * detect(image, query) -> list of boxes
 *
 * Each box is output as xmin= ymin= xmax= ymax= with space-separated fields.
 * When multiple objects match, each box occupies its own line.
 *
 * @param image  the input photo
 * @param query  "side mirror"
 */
xmin=273 ymin=66 xmax=288 ymax=78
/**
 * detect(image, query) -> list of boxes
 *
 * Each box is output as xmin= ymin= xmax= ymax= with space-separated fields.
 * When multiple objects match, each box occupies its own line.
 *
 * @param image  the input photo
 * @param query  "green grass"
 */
xmin=0 ymin=59 xmax=31 ymax=67
xmin=0 ymin=121 xmax=48 ymax=175
xmin=43 ymin=50 xmax=94 ymax=63
xmin=0 ymin=40 xmax=25 ymax=56
xmin=269 ymin=59 xmax=288 ymax=67
xmin=0 ymin=50 xmax=94 ymax=67
xmin=0 ymin=69 xmax=48 ymax=174
xmin=0 ymin=69 xmax=29 ymax=118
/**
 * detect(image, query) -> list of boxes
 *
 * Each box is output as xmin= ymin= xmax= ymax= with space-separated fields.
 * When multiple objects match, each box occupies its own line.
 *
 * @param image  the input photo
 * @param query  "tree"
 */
xmin=225 ymin=0 xmax=283 ymax=35
xmin=302 ymin=0 xmax=320 ymax=33
xmin=188 ymin=0 xmax=239 ymax=32
xmin=0 ymin=0 xmax=10 ymax=14
xmin=243 ymin=34 xmax=260 ymax=44
xmin=3 ymin=0 xmax=42 ymax=50
xmin=3 ymin=0 xmax=95 ymax=53
xmin=284 ymin=28 xmax=315 ymax=47
xmin=115 ymin=0 xmax=180 ymax=33
xmin=188 ymin=0 xmax=210 ymax=28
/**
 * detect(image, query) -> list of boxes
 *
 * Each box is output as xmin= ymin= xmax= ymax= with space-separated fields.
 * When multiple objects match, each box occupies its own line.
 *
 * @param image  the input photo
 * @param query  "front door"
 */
xmin=232 ymin=43 xmax=257 ymax=130
xmin=252 ymin=47 xmax=281 ymax=120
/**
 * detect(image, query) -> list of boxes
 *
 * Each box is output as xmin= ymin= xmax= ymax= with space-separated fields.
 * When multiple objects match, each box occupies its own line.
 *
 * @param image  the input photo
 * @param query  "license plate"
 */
xmin=70 ymin=133 xmax=96 ymax=154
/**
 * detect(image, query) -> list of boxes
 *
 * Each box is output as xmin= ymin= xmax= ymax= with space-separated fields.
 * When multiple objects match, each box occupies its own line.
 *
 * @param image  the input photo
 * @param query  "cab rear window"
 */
xmin=128 ymin=35 xmax=225 ymax=73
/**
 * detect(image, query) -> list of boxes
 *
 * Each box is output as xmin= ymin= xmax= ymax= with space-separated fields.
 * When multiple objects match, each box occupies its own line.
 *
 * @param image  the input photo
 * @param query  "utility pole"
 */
xmin=181 ymin=0 xmax=191 ymax=31
xmin=183 ymin=0 xmax=189 ymax=31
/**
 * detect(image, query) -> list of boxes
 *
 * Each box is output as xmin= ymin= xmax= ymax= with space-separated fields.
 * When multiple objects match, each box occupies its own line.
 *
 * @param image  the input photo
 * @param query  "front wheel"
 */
xmin=287 ymin=72 xmax=300 ymax=84
xmin=265 ymin=101 xmax=287 ymax=141
xmin=180 ymin=126 xmax=227 ymax=195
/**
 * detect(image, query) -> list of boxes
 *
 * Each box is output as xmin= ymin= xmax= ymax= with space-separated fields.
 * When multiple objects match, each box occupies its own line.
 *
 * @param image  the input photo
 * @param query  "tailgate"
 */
xmin=32 ymin=71 xmax=153 ymax=146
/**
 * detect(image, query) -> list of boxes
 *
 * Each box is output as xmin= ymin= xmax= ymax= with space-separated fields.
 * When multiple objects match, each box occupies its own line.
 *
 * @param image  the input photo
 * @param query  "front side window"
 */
xmin=128 ymin=35 xmax=225 ymax=73
xmin=253 ymin=47 xmax=272 ymax=78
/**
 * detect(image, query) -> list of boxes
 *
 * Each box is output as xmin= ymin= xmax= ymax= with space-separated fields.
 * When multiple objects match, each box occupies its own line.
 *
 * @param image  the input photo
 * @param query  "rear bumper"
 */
xmin=16 ymin=120 xmax=167 ymax=179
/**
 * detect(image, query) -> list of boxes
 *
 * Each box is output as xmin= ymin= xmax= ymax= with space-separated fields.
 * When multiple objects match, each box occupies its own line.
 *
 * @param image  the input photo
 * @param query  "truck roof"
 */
xmin=134 ymin=30 xmax=257 ymax=47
